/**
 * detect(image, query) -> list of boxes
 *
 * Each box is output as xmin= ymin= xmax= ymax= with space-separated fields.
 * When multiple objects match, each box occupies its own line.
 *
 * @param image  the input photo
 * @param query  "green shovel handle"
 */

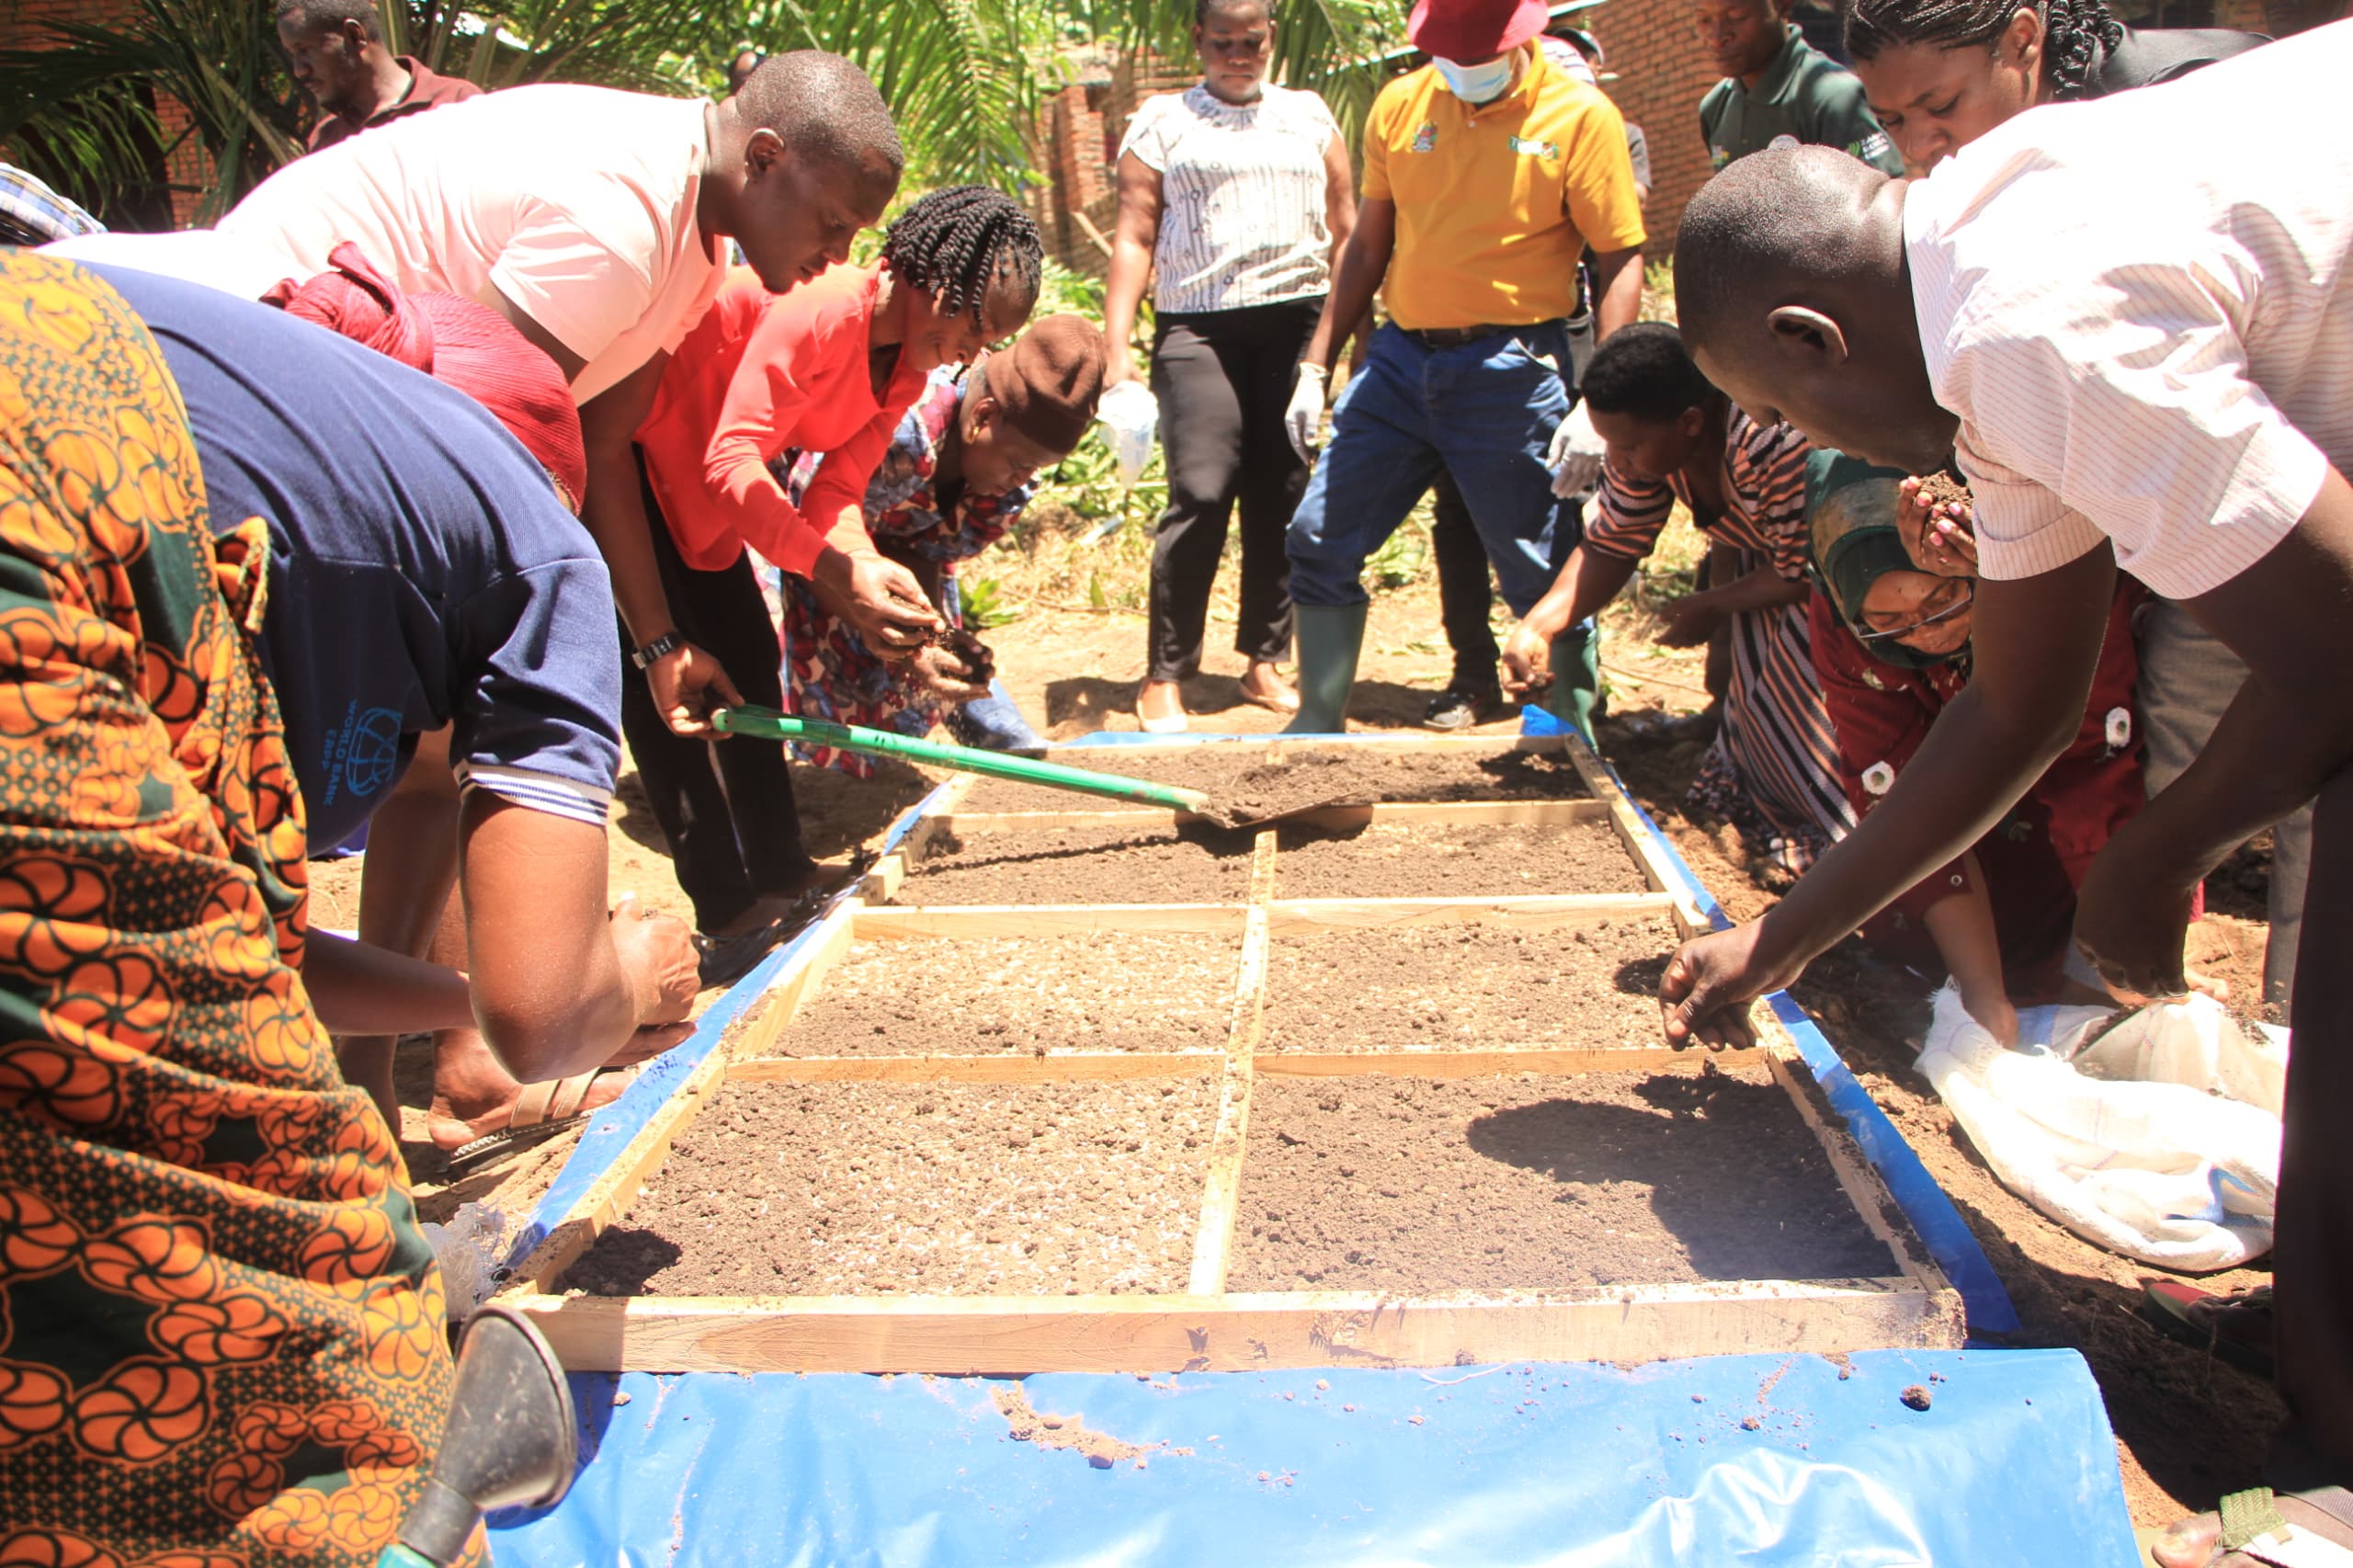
xmin=710 ymin=707 xmax=1212 ymax=814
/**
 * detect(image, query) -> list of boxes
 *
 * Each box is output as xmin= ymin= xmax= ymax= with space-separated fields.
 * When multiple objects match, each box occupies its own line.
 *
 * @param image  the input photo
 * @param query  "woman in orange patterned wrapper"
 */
xmin=0 ymin=251 xmax=472 ymax=1566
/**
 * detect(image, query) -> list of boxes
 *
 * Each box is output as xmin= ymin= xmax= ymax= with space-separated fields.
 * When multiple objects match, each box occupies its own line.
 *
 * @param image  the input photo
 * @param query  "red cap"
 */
xmin=1408 ymin=0 xmax=1551 ymax=61
xmin=277 ymin=243 xmax=587 ymax=514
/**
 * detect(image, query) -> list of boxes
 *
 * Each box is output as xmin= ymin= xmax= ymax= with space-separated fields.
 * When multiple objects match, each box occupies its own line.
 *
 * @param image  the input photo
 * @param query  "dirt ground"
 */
xmin=332 ymin=556 xmax=2281 ymax=1530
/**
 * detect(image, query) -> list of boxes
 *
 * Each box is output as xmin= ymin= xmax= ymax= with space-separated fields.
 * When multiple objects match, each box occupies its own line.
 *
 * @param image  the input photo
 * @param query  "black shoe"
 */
xmin=1422 ymin=686 xmax=1501 ymax=731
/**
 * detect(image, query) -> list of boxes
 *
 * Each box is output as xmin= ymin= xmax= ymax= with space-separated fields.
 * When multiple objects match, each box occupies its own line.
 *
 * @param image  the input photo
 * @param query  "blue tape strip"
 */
xmin=492 ymin=776 xmax=959 ymax=1283
xmin=1521 ymin=706 xmax=2019 ymax=1333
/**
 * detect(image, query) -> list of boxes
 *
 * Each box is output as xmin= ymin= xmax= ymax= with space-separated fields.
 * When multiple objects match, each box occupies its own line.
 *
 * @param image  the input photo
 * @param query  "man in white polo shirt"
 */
xmin=1658 ymin=24 xmax=2353 ymax=1566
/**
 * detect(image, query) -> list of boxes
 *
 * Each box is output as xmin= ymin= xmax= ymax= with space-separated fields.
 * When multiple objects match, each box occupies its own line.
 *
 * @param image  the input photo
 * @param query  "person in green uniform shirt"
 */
xmin=1696 ymin=0 xmax=1904 ymax=173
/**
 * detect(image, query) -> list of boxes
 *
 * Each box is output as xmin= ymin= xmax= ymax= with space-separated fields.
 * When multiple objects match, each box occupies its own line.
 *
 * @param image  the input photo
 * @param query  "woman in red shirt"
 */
xmin=1808 ymin=454 xmax=2144 ymax=1044
xmin=628 ymin=186 xmax=1043 ymax=976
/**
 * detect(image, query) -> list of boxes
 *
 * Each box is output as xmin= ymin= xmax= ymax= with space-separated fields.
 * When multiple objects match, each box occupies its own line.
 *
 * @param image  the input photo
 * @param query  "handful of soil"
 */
xmin=926 ymin=626 xmax=996 ymax=687
xmin=1914 ymin=471 xmax=1973 ymax=515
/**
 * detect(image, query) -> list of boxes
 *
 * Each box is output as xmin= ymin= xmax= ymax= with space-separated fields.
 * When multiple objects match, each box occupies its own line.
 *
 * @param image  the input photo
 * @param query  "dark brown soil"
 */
xmin=1260 ymin=916 xmax=1680 ymax=1051
xmin=1272 ymin=821 xmax=1648 ymax=900
xmin=1228 ymin=1067 xmax=1895 ymax=1292
xmin=1915 ymin=471 xmax=1973 ymax=514
xmin=766 ymin=931 xmax=1241 ymax=1056
xmin=959 ymin=744 xmax=1587 ymax=815
xmin=900 ymin=823 xmax=1253 ymax=905
xmin=563 ymin=1078 xmax=1218 ymax=1297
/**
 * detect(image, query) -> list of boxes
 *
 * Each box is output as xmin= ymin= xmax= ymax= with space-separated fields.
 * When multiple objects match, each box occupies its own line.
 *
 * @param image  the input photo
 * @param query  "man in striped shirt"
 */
xmin=1660 ymin=24 xmax=2353 ymax=1562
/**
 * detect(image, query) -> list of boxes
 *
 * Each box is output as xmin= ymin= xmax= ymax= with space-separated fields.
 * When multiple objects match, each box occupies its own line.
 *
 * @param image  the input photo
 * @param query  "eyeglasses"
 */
xmin=1858 ymin=580 xmax=1973 ymax=643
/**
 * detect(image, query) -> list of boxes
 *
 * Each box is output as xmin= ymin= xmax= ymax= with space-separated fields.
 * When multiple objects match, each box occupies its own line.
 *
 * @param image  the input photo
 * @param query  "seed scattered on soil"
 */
xmin=1261 ymin=917 xmax=1678 ymax=1052
xmin=563 ymin=1078 xmax=1217 ymax=1297
xmin=1230 ymin=1068 xmax=1893 ymax=1293
xmin=993 ymin=1384 xmax=1157 ymax=1469
xmin=1900 ymin=1384 xmax=1934 ymax=1412
xmin=767 ymin=930 xmax=1239 ymax=1057
xmin=1272 ymin=820 xmax=1647 ymax=900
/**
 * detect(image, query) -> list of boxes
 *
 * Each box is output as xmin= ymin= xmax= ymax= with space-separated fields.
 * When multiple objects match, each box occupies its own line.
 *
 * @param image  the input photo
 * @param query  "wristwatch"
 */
xmin=630 ymin=631 xmax=684 ymax=670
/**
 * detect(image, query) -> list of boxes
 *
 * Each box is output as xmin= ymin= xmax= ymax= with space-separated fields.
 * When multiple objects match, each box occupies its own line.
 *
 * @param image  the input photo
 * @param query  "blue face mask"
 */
xmin=1433 ymin=52 xmax=1517 ymax=104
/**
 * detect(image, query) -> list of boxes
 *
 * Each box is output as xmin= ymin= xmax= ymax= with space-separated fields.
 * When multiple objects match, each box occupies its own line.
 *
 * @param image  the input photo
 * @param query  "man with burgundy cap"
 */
xmin=1279 ymin=0 xmax=1647 ymax=734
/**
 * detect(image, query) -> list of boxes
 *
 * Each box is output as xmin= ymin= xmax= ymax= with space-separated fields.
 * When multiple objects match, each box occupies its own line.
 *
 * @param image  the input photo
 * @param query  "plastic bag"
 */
xmin=1095 ymin=380 xmax=1160 ymax=489
xmin=1915 ymin=988 xmax=2284 ymax=1271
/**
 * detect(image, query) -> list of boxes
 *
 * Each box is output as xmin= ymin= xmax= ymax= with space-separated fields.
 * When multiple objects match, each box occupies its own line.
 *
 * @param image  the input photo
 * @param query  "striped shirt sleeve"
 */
xmin=1725 ymin=415 xmax=1813 ymax=580
xmin=452 ymin=761 xmax=614 ymax=829
xmin=1938 ymin=250 xmax=2329 ymax=599
xmin=1583 ymin=460 xmax=1677 ymax=561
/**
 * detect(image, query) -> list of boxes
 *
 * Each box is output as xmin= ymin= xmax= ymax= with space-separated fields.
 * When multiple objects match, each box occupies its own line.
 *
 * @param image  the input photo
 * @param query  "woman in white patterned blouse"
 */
xmin=1103 ymin=0 xmax=1357 ymax=732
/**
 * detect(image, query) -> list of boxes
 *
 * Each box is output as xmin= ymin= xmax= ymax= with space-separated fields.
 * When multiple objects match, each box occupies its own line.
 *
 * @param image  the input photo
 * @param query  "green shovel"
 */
xmin=710 ymin=707 xmax=1375 ymax=830
xmin=710 ymin=706 xmax=1217 ymax=814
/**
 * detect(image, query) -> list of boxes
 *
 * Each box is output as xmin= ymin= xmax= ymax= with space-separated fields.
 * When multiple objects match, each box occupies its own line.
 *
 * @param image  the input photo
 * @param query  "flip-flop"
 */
xmin=443 ymin=1066 xmax=634 ymax=1176
xmin=2202 ymin=1487 xmax=2353 ymax=1567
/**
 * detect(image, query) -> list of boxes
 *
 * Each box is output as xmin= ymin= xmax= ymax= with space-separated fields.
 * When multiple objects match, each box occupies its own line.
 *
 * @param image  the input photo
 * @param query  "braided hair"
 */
xmin=1843 ymin=0 xmax=2122 ymax=98
xmin=881 ymin=185 xmax=1044 ymax=324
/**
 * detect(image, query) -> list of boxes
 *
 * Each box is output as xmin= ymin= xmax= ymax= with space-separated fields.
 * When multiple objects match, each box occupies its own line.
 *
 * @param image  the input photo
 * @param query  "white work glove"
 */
xmin=1284 ymin=362 xmax=1329 ymax=463
xmin=1547 ymin=399 xmax=1607 ymax=500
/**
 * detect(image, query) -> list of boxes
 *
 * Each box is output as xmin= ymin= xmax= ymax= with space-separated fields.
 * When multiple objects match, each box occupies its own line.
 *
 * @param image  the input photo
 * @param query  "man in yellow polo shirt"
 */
xmin=1280 ymin=0 xmax=1645 ymax=733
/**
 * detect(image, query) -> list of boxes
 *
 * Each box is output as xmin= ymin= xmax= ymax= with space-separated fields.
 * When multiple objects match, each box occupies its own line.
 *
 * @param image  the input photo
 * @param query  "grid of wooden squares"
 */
xmin=499 ymin=736 xmax=1963 ymax=1374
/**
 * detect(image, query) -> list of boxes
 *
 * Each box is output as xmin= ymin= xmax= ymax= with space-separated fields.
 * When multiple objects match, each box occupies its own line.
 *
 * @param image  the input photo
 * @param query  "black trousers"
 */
xmin=2275 ymin=763 xmax=2353 ymax=1492
xmin=1430 ymin=472 xmax=1500 ymax=689
xmin=618 ymin=449 xmax=812 ymax=932
xmin=1146 ymin=299 xmax=1321 ymax=683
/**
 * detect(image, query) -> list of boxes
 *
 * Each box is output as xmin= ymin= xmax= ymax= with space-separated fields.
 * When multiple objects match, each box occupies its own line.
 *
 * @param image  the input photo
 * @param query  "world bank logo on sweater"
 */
xmin=320 ymin=700 xmax=405 ymax=812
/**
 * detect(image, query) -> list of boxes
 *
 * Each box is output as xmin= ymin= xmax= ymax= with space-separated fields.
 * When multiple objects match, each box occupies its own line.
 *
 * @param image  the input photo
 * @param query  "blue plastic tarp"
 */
xmin=489 ymin=1348 xmax=2133 ymax=1566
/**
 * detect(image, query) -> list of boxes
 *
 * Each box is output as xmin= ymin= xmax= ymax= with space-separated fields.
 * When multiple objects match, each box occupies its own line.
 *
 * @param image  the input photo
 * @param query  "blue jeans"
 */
xmin=1288 ymin=321 xmax=1580 ymax=618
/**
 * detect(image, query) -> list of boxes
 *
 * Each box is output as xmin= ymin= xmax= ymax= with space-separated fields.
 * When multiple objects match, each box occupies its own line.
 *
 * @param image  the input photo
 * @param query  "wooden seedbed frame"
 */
xmin=499 ymin=734 xmax=1963 ymax=1374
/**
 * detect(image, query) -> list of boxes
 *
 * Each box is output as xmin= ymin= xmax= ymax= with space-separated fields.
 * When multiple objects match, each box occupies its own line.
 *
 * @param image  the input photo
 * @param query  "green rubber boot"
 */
xmin=1546 ymin=620 xmax=1601 ymax=744
xmin=1284 ymin=601 xmax=1369 ymax=734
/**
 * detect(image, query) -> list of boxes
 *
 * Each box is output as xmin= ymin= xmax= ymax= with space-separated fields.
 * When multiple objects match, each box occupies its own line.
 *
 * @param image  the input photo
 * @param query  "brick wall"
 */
xmin=1036 ymin=48 xmax=1197 ymax=277
xmin=1592 ymin=2 xmax=1724 ymax=260
xmin=5 ymin=0 xmax=213 ymax=227
xmin=1590 ymin=0 xmax=2350 ymax=260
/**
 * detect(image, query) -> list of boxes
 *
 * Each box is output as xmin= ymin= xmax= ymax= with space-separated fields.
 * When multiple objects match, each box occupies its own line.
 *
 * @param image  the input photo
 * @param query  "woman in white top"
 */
xmin=1105 ymin=0 xmax=1356 ymax=731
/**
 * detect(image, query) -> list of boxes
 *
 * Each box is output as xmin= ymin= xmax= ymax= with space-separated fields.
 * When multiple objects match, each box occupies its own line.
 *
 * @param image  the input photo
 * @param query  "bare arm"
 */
xmin=575 ymin=353 xmax=744 ymax=735
xmin=2074 ymin=467 xmax=2353 ymax=995
xmin=1318 ymin=132 xmax=1360 ymax=363
xmin=1302 ymin=197 xmax=1394 ymax=372
xmin=1500 ymin=546 xmax=1641 ymax=694
xmin=454 ymin=794 xmax=638 ymax=1083
xmin=1655 ymin=562 xmax=1807 ymax=647
xmin=1589 ymin=245 xmax=1643 ymax=341
xmin=1659 ymin=541 xmax=2120 ymax=1046
xmin=1102 ymin=153 xmax=1163 ymax=388
xmin=302 ymin=929 xmax=474 ymax=1036
xmin=1922 ymin=853 xmax=2018 ymax=1045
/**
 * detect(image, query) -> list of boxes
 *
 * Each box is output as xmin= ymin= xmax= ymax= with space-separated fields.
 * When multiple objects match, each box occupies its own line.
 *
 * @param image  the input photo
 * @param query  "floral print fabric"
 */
xmin=0 ymin=254 xmax=462 ymax=1568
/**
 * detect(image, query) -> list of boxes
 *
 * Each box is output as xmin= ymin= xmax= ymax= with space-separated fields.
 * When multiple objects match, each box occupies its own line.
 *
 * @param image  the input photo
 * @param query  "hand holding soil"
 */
xmin=1897 ymin=472 xmax=1978 ymax=576
xmin=910 ymin=629 xmax=995 ymax=700
xmin=1501 ymin=622 xmax=1552 ymax=697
